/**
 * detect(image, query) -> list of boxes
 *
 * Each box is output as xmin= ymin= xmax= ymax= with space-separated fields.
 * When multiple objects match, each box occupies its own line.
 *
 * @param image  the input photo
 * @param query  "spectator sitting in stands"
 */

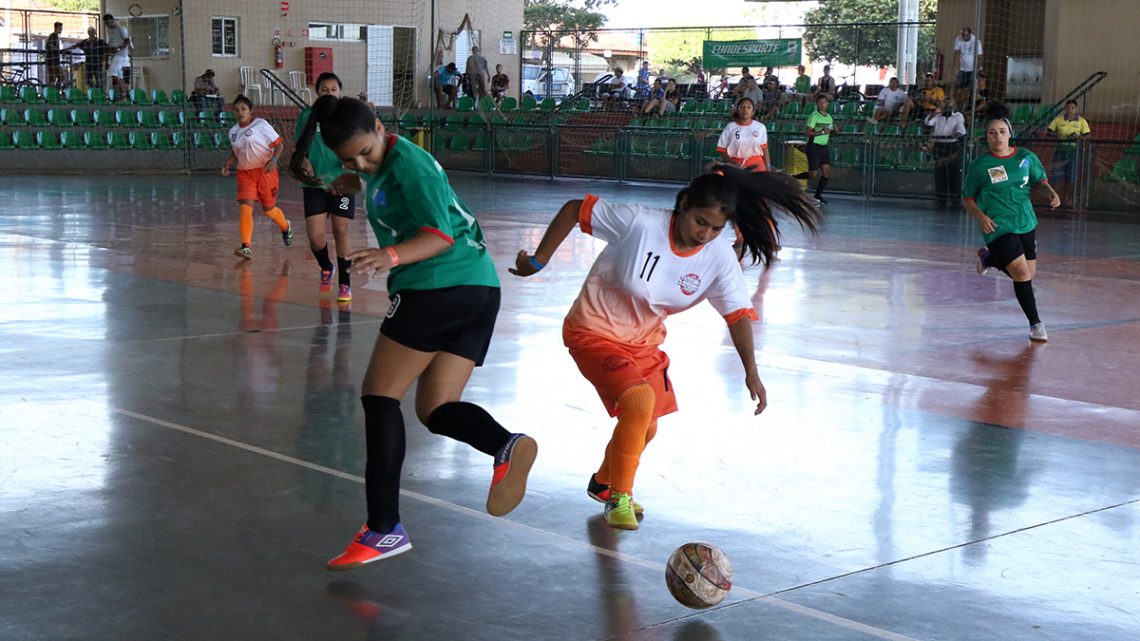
xmin=601 ymin=67 xmax=628 ymax=109
xmin=491 ymin=64 xmax=509 ymax=104
xmin=191 ymin=68 xmax=224 ymax=110
xmin=915 ymin=72 xmax=945 ymax=117
xmin=972 ymin=73 xmax=993 ymax=116
xmin=661 ymin=79 xmax=682 ymax=115
xmin=763 ymin=66 xmax=779 ymax=87
xmin=731 ymin=67 xmax=753 ymax=99
xmin=759 ymin=77 xmax=785 ymax=121
xmin=816 ymin=64 xmax=836 ymax=99
xmin=434 ymin=62 xmax=459 ymax=109
xmin=793 ymin=65 xmax=812 ymax=95
xmin=870 ymin=77 xmax=913 ymax=124
xmin=641 ymin=78 xmax=665 ymax=114
xmin=735 ymin=76 xmax=763 ymax=108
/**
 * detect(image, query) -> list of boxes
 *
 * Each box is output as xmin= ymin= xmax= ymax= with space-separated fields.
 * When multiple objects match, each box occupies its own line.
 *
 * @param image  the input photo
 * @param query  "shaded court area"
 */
xmin=1 ymin=174 xmax=1138 ymax=641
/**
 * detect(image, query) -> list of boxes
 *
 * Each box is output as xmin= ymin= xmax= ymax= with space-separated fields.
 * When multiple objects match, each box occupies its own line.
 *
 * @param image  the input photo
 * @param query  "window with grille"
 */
xmin=128 ymin=16 xmax=170 ymax=58
xmin=309 ymin=23 xmax=366 ymax=42
xmin=212 ymin=17 xmax=238 ymax=57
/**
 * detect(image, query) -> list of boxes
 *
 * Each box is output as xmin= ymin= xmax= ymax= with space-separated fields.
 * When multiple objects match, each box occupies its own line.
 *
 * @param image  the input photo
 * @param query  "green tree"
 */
xmin=803 ymin=0 xmax=937 ymax=67
xmin=42 ymin=0 xmax=99 ymax=12
xmin=524 ymin=0 xmax=610 ymax=49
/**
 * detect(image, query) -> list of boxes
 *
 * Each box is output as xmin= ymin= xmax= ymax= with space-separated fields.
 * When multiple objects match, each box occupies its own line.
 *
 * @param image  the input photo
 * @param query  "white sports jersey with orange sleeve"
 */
xmin=716 ymin=121 xmax=768 ymax=171
xmin=228 ymin=118 xmax=284 ymax=170
xmin=564 ymin=195 xmax=758 ymax=347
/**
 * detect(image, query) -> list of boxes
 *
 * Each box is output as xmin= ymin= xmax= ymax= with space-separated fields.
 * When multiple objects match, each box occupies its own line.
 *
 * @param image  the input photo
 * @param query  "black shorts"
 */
xmin=380 ymin=286 xmax=500 ymax=366
xmin=302 ymin=187 xmax=356 ymax=219
xmin=806 ymin=142 xmax=831 ymax=170
xmin=986 ymin=229 xmax=1037 ymax=268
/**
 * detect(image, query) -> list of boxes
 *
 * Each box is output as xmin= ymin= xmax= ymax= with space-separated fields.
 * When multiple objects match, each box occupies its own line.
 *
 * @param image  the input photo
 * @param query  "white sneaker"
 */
xmin=1029 ymin=323 xmax=1048 ymax=342
xmin=976 ymin=247 xmax=991 ymax=276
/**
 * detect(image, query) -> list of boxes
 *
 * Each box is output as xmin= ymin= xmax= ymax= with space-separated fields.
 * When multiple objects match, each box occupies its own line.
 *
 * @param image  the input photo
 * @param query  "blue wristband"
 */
xmin=529 ymin=255 xmax=545 ymax=271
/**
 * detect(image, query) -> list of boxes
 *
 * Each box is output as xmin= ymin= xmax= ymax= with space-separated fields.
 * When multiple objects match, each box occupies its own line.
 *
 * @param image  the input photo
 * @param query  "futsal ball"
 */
xmin=665 ymin=542 xmax=733 ymax=609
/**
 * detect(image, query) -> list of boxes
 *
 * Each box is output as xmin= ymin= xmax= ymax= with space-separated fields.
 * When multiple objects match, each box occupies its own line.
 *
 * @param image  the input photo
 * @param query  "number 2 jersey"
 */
xmin=564 ymin=195 xmax=758 ymax=347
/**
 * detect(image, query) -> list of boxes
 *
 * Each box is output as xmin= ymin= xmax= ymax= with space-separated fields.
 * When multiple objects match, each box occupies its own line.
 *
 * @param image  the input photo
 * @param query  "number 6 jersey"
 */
xmin=564 ymin=195 xmax=758 ymax=347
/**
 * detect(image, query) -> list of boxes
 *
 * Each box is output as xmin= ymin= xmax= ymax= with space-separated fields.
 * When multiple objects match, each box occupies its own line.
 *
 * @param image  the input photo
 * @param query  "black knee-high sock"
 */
xmin=1013 ymin=280 xmax=1041 ymax=325
xmin=814 ymin=176 xmax=829 ymax=199
xmin=312 ymin=244 xmax=334 ymax=272
xmin=337 ymin=257 xmax=352 ymax=287
xmin=426 ymin=402 xmax=511 ymax=457
xmin=362 ymin=395 xmax=405 ymax=533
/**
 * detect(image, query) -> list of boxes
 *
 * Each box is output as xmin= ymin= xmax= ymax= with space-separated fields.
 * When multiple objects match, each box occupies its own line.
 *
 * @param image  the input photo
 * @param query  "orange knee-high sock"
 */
xmin=263 ymin=207 xmax=289 ymax=231
xmin=596 ymin=419 xmax=657 ymax=487
xmin=601 ymin=385 xmax=655 ymax=495
xmin=239 ymin=204 xmax=254 ymax=246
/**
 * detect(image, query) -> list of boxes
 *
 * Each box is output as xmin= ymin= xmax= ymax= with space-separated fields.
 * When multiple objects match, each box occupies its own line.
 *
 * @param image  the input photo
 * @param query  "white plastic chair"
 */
xmin=261 ymin=69 xmax=282 ymax=106
xmin=238 ymin=66 xmax=263 ymax=105
xmin=289 ymin=71 xmax=313 ymax=104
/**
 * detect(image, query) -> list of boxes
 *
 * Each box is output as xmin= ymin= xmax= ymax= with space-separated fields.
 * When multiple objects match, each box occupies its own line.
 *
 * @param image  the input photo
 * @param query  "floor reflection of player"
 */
xmin=950 ymin=345 xmax=1042 ymax=563
xmin=327 ymin=580 xmax=411 ymax=640
xmin=298 ymin=302 xmax=357 ymax=503
xmin=585 ymin=516 xmax=641 ymax=639
xmin=235 ymin=263 xmax=289 ymax=411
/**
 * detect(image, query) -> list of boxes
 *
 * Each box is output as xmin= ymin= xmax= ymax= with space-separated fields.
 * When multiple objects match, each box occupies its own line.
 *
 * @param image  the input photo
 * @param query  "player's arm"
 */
xmin=510 ymin=199 xmax=582 ymax=276
xmin=727 ymin=315 xmax=766 ymax=415
xmin=1032 ymin=179 xmax=1061 ymax=208
xmin=220 ymin=150 xmax=236 ymax=176
xmin=348 ymin=230 xmax=452 ymax=276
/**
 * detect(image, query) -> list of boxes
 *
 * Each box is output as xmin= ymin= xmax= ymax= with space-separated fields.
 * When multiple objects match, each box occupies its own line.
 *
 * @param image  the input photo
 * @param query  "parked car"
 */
xmin=521 ymin=64 xmax=576 ymax=100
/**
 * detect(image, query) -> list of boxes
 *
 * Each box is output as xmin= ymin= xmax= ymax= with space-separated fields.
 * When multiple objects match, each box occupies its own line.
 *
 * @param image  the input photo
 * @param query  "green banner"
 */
xmin=702 ymin=38 xmax=802 ymax=68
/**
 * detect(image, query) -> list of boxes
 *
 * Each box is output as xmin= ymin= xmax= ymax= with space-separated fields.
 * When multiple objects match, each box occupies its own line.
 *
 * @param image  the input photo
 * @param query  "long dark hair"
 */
xmin=289 ymin=95 xmax=377 ymax=185
xmin=315 ymin=72 xmax=342 ymax=90
xmin=674 ymin=164 xmax=822 ymax=267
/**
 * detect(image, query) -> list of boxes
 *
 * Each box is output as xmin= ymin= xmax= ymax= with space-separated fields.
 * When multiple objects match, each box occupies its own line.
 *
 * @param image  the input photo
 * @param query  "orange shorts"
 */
xmin=236 ymin=168 xmax=279 ymax=208
xmin=564 ymin=328 xmax=678 ymax=421
xmin=733 ymin=155 xmax=767 ymax=172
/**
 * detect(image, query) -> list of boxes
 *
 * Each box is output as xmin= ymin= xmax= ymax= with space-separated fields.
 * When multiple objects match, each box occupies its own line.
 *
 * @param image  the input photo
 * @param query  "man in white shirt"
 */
xmin=870 ymin=77 xmax=913 ymax=124
xmin=102 ymin=13 xmax=131 ymax=99
xmin=924 ymin=97 xmax=968 ymax=208
xmin=953 ymin=26 xmax=983 ymax=89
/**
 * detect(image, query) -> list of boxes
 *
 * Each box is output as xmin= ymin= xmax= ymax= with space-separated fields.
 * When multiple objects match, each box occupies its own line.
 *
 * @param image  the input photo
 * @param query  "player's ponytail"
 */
xmin=982 ymin=100 xmax=1014 ymax=136
xmin=678 ymin=164 xmax=822 ymax=266
xmin=289 ymin=95 xmax=378 ymax=186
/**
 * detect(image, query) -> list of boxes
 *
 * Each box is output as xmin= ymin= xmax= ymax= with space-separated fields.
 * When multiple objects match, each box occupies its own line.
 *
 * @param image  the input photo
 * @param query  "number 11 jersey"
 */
xmin=564 ymin=195 xmax=758 ymax=347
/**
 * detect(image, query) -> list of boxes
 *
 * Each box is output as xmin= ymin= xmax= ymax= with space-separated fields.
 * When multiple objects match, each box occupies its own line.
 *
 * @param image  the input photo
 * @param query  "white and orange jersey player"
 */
xmin=511 ymin=164 xmax=822 ymax=530
xmin=221 ymin=94 xmax=293 ymax=259
xmin=716 ymin=97 xmax=770 ymax=171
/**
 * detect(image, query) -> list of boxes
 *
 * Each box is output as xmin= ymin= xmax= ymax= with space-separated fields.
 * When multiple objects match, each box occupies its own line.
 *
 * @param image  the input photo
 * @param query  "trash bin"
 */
xmin=411 ymin=127 xmax=433 ymax=152
xmin=784 ymin=140 xmax=808 ymax=189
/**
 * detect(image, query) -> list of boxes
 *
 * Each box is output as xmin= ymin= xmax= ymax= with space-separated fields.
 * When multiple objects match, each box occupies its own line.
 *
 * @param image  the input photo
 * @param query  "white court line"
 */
xmin=111 ymin=406 xmax=926 ymax=641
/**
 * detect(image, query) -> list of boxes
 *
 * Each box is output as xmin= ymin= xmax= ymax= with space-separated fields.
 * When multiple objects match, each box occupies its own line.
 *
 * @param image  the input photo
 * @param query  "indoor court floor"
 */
xmin=1 ymin=173 xmax=1138 ymax=641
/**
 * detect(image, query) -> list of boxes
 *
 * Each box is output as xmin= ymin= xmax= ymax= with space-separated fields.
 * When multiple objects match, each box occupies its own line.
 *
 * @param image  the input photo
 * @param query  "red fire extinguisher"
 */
xmin=273 ymin=39 xmax=285 ymax=69
xmin=932 ymin=48 xmax=944 ymax=81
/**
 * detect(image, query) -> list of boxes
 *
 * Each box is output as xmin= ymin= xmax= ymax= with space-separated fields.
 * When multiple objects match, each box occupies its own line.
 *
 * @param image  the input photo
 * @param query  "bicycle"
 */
xmin=0 ymin=63 xmax=42 ymax=91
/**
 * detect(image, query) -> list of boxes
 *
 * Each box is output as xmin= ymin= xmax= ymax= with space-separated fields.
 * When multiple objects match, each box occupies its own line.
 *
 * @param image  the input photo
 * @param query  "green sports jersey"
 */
xmin=295 ymin=108 xmax=345 ymax=189
xmin=963 ymin=147 xmax=1046 ymax=244
xmin=805 ymin=109 xmax=833 ymax=145
xmin=364 ymin=135 xmax=499 ymax=295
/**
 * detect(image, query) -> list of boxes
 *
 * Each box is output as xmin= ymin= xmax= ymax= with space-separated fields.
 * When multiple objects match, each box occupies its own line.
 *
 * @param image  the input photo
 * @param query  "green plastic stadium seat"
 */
xmin=0 ymin=132 xmax=15 ymax=150
xmin=455 ymin=96 xmax=474 ymax=112
xmin=217 ymin=112 xmax=234 ymax=128
xmin=520 ymin=96 xmax=538 ymax=112
xmin=93 ymin=110 xmax=116 ymax=127
xmin=70 ymin=109 xmax=96 ymax=127
xmin=137 ymin=111 xmax=160 ymax=128
xmin=447 ymin=134 xmax=470 ymax=151
xmin=499 ymin=97 xmax=517 ymax=113
xmin=13 ymin=130 xmax=38 ymax=149
xmin=130 ymin=131 xmax=154 ymax=150
xmin=443 ymin=114 xmax=466 ymax=130
xmin=171 ymin=89 xmax=187 ymax=104
xmin=115 ymin=110 xmax=138 ymax=127
xmin=23 ymin=109 xmax=49 ymax=127
xmin=158 ymin=110 xmax=182 ymax=127
xmin=0 ymin=108 xmax=24 ymax=126
xmin=129 ymin=89 xmax=152 ymax=105
xmin=1106 ymin=158 xmax=1138 ymax=183
xmin=214 ymin=132 xmax=230 ymax=149
xmin=19 ymin=85 xmax=42 ymax=103
xmin=60 ymin=131 xmax=84 ymax=149
xmin=108 ymin=132 xmax=131 ymax=150
xmin=48 ymin=108 xmax=71 ymax=127
xmin=151 ymin=90 xmax=172 ymax=106
xmin=87 ymin=88 xmax=109 ymax=104
xmin=36 ymin=131 xmax=63 ymax=149
xmin=539 ymin=97 xmax=556 ymax=112
xmin=476 ymin=97 xmax=496 ymax=112
xmin=84 ymin=131 xmax=110 ymax=149
xmin=42 ymin=87 xmax=66 ymax=105
xmin=471 ymin=133 xmax=488 ymax=151
xmin=192 ymin=131 xmax=218 ymax=149
xmin=65 ymin=88 xmax=87 ymax=104
xmin=0 ymin=85 xmax=16 ymax=102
